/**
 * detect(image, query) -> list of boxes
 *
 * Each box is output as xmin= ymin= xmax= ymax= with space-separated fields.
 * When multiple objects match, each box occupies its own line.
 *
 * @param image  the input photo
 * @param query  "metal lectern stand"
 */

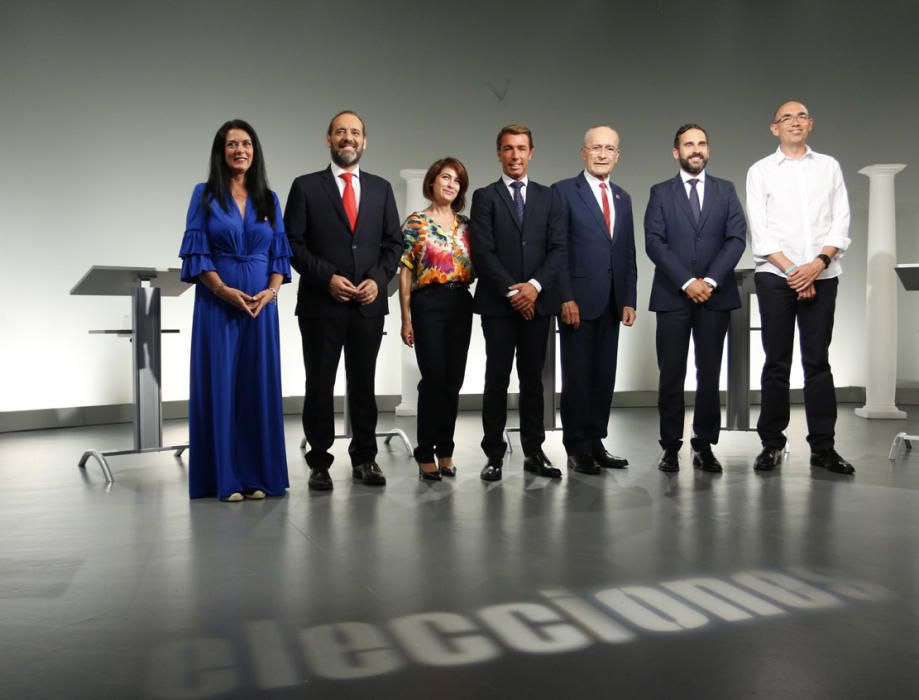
xmin=888 ymin=264 xmax=919 ymax=459
xmin=71 ymin=266 xmax=190 ymax=482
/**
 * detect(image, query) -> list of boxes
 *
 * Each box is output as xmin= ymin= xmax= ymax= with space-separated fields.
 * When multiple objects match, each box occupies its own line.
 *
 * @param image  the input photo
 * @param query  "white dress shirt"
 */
xmin=500 ymin=173 xmax=541 ymax=294
xmin=331 ymin=162 xmax=361 ymax=208
xmin=582 ymin=169 xmax=617 ymax=236
xmin=746 ymin=146 xmax=850 ymax=279
xmin=677 ymin=170 xmax=717 ymax=290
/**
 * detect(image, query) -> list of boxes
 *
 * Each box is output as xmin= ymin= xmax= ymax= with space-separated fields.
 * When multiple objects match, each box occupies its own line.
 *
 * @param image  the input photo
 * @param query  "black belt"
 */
xmin=414 ymin=281 xmax=469 ymax=294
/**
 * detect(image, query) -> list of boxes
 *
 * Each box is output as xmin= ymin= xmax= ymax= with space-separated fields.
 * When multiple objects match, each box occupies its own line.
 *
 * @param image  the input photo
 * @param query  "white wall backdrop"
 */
xmin=2 ymin=0 xmax=918 ymax=413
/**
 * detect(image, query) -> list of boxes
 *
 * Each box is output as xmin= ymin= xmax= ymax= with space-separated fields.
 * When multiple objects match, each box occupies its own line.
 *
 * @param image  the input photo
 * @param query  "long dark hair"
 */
xmin=203 ymin=119 xmax=275 ymax=224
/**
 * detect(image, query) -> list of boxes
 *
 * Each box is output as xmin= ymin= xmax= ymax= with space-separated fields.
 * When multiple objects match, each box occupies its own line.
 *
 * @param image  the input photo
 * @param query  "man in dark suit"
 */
xmin=284 ymin=111 xmax=402 ymax=490
xmin=554 ymin=126 xmax=637 ymax=475
xmin=469 ymin=124 xmax=567 ymax=481
xmin=644 ymin=123 xmax=746 ymax=473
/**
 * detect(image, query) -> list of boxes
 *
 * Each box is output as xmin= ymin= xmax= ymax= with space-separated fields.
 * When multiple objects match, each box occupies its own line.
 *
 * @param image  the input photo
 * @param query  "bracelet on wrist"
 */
xmin=213 ymin=281 xmax=226 ymax=294
xmin=269 ymin=287 xmax=279 ymax=302
xmin=816 ymin=254 xmax=832 ymax=269
xmin=784 ymin=264 xmax=798 ymax=276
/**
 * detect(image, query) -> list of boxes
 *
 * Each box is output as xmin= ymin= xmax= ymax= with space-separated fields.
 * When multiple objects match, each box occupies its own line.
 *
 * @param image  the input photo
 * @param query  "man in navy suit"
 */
xmin=469 ymin=124 xmax=567 ymax=481
xmin=284 ymin=111 xmax=402 ymax=490
xmin=554 ymin=126 xmax=637 ymax=474
xmin=644 ymin=124 xmax=746 ymax=472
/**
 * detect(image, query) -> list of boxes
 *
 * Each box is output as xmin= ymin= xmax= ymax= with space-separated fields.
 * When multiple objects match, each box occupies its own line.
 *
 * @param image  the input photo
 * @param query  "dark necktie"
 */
xmin=599 ymin=181 xmax=612 ymax=238
xmin=510 ymin=180 xmax=525 ymax=225
xmin=340 ymin=172 xmax=357 ymax=232
xmin=688 ymin=178 xmax=701 ymax=224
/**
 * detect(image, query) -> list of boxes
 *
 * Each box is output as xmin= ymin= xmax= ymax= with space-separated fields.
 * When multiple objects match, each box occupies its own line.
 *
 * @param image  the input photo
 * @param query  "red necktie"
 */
xmin=599 ymin=182 xmax=612 ymax=238
xmin=340 ymin=172 xmax=357 ymax=232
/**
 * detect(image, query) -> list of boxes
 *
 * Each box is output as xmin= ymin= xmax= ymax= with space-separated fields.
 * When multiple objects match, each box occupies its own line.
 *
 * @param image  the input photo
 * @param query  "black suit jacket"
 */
xmin=284 ymin=167 xmax=402 ymax=318
xmin=644 ymin=173 xmax=746 ymax=312
xmin=554 ymin=173 xmax=637 ymax=320
xmin=469 ymin=178 xmax=566 ymax=317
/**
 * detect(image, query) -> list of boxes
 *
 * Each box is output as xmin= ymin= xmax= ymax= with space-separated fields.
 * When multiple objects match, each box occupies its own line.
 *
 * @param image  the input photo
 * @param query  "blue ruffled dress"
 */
xmin=179 ymin=183 xmax=292 ymax=499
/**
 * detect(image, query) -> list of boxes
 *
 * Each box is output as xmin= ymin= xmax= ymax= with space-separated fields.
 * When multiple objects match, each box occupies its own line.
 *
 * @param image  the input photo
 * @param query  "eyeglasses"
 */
xmin=586 ymin=145 xmax=620 ymax=155
xmin=773 ymin=113 xmax=811 ymax=125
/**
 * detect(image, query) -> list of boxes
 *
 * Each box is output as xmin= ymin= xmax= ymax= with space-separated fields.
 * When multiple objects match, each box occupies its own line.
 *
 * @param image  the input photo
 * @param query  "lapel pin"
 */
xmin=615 ymin=193 xmax=621 ymax=200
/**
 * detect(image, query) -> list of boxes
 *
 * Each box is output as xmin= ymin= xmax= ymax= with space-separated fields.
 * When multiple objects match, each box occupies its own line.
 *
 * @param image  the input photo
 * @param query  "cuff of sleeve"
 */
xmin=179 ymin=229 xmax=211 ymax=256
xmin=528 ymin=278 xmax=542 ymax=293
xmin=681 ymin=278 xmax=694 ymax=291
xmin=703 ymin=277 xmax=718 ymax=288
xmin=400 ymin=256 xmax=415 ymax=270
xmin=180 ymin=255 xmax=216 ymax=283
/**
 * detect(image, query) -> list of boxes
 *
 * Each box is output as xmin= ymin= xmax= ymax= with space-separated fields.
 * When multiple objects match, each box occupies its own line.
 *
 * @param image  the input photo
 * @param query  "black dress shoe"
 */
xmin=567 ymin=454 xmax=601 ymax=475
xmin=810 ymin=450 xmax=855 ymax=475
xmin=692 ymin=447 xmax=723 ymax=473
xmin=417 ymin=463 xmax=442 ymax=481
xmin=480 ymin=458 xmax=503 ymax=482
xmin=308 ymin=469 xmax=333 ymax=491
xmin=592 ymin=449 xmax=628 ymax=469
xmin=658 ymin=448 xmax=679 ymax=472
xmin=754 ymin=446 xmax=783 ymax=471
xmin=524 ymin=454 xmax=563 ymax=478
xmin=352 ymin=461 xmax=386 ymax=486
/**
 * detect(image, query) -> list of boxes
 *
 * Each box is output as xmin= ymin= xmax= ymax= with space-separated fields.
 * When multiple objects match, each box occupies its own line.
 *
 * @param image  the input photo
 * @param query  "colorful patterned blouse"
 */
xmin=400 ymin=211 xmax=474 ymax=290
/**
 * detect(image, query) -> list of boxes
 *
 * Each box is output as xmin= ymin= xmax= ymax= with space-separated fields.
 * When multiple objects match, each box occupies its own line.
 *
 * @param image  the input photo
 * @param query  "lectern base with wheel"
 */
xmin=71 ymin=266 xmax=190 ymax=482
xmin=888 ymin=264 xmax=919 ymax=459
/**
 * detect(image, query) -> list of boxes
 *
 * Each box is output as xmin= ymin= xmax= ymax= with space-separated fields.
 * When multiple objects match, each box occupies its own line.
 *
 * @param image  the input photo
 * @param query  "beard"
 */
xmin=331 ymin=140 xmax=364 ymax=167
xmin=679 ymin=154 xmax=707 ymax=175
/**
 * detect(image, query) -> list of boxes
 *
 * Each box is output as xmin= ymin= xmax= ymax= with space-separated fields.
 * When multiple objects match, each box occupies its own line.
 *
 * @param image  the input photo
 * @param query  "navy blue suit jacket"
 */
xmin=469 ymin=178 xmax=566 ymax=317
xmin=284 ymin=167 xmax=402 ymax=319
xmin=553 ymin=173 xmax=637 ymax=320
xmin=644 ymin=174 xmax=746 ymax=312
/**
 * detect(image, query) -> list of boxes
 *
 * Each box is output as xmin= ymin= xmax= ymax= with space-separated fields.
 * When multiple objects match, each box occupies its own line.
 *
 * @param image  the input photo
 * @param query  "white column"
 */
xmin=394 ymin=169 xmax=427 ymax=417
xmin=855 ymin=164 xmax=907 ymax=419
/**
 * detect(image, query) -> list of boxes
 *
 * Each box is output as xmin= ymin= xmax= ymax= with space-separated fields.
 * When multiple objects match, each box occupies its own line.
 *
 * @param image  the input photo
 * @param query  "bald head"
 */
xmin=581 ymin=126 xmax=621 ymax=179
xmin=770 ymin=100 xmax=814 ymax=153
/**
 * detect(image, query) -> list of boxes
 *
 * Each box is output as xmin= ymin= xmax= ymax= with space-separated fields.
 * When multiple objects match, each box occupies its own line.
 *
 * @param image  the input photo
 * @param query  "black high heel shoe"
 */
xmin=438 ymin=464 xmax=457 ymax=477
xmin=418 ymin=463 xmax=442 ymax=481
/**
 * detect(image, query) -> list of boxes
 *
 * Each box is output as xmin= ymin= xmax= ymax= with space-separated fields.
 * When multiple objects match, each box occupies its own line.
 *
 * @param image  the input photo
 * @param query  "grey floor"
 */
xmin=2 ymin=405 xmax=919 ymax=699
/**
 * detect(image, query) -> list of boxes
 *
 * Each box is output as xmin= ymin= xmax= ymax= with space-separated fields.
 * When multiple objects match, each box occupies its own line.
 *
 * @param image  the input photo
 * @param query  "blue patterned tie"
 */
xmin=688 ymin=178 xmax=701 ymax=224
xmin=510 ymin=180 xmax=525 ymax=225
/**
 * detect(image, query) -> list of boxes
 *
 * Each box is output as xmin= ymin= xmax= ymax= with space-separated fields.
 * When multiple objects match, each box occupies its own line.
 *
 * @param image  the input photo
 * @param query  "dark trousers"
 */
xmin=655 ymin=304 xmax=730 ymax=450
xmin=559 ymin=298 xmax=620 ymax=455
xmin=480 ymin=313 xmax=551 ymax=458
xmin=755 ymin=273 xmax=838 ymax=452
xmin=298 ymin=310 xmax=385 ymax=470
xmin=411 ymin=285 xmax=473 ymax=462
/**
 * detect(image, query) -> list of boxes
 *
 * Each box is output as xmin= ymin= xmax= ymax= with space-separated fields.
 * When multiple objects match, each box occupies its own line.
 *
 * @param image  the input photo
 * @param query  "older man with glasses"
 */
xmin=746 ymin=101 xmax=854 ymax=475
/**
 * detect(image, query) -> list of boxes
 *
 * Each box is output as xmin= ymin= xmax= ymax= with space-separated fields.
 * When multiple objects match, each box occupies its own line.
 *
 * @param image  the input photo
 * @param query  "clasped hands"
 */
xmin=329 ymin=274 xmax=378 ymax=305
xmin=785 ymin=261 xmax=822 ymax=301
xmin=216 ymin=286 xmax=275 ymax=318
xmin=685 ymin=278 xmax=714 ymax=304
xmin=508 ymin=282 xmax=538 ymax=320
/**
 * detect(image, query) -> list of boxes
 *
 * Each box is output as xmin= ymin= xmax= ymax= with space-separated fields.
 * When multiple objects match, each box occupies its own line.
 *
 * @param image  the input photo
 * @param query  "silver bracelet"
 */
xmin=269 ymin=287 xmax=279 ymax=302
xmin=213 ymin=281 xmax=225 ymax=294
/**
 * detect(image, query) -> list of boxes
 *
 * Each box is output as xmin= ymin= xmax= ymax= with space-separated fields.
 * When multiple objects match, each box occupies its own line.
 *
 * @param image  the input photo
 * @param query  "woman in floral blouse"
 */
xmin=399 ymin=157 xmax=474 ymax=480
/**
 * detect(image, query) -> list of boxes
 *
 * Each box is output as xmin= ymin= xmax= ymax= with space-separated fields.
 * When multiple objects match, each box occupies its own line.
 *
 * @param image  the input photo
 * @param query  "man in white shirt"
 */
xmin=746 ymin=101 xmax=854 ymax=475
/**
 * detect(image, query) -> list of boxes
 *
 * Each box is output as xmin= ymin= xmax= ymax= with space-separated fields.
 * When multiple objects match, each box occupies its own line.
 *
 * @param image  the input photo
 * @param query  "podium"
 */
xmin=888 ymin=264 xmax=919 ymax=459
xmin=71 ymin=266 xmax=190 ymax=481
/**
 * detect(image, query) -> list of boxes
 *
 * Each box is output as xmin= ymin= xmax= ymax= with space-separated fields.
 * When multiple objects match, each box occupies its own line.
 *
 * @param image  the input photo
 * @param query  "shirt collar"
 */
xmin=331 ymin=162 xmax=361 ymax=179
xmin=679 ymin=169 xmax=706 ymax=184
xmin=773 ymin=145 xmax=814 ymax=164
xmin=501 ymin=173 xmax=528 ymax=189
xmin=582 ymin=169 xmax=612 ymax=187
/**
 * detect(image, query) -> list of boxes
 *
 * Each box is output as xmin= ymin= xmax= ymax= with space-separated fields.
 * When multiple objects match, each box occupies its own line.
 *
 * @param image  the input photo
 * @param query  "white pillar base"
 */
xmin=855 ymin=405 xmax=907 ymax=420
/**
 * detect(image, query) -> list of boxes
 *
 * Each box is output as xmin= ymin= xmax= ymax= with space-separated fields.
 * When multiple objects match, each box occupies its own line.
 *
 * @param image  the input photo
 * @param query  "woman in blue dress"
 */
xmin=179 ymin=119 xmax=291 ymax=501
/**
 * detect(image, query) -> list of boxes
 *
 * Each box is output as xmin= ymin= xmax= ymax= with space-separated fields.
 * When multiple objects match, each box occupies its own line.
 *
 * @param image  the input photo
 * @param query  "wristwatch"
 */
xmin=817 ymin=254 xmax=832 ymax=269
